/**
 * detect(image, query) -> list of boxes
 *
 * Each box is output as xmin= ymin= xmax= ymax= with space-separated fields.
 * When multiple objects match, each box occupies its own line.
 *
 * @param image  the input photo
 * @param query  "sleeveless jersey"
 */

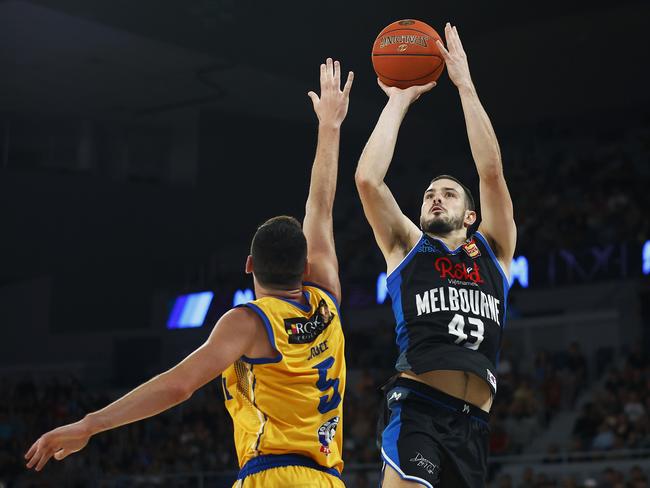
xmin=386 ymin=231 xmax=509 ymax=394
xmin=221 ymin=284 xmax=345 ymax=475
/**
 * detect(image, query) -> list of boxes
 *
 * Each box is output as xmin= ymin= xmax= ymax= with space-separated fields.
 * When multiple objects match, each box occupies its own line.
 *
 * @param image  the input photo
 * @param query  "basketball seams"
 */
xmin=373 ymin=56 xmax=444 ymax=82
xmin=378 ymin=63 xmax=444 ymax=83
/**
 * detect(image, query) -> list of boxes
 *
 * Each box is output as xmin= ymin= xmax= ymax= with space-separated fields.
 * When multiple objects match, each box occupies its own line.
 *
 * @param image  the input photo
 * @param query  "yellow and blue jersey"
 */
xmin=222 ymin=283 xmax=346 ymax=484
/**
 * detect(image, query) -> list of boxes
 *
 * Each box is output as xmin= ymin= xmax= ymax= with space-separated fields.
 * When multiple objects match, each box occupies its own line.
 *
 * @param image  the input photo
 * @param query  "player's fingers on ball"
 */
xmin=343 ymin=72 xmax=354 ymax=96
xmin=436 ymin=39 xmax=449 ymax=58
xmin=452 ymin=26 xmax=463 ymax=51
xmin=425 ymin=81 xmax=437 ymax=91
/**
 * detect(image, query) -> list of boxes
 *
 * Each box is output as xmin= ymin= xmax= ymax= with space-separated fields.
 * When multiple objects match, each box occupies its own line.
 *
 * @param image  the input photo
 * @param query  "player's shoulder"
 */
xmin=218 ymin=306 xmax=263 ymax=331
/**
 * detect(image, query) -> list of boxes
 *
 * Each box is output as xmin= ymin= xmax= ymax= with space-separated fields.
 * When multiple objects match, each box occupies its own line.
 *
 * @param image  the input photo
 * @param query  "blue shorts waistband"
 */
xmin=237 ymin=454 xmax=341 ymax=480
xmin=392 ymin=377 xmax=490 ymax=424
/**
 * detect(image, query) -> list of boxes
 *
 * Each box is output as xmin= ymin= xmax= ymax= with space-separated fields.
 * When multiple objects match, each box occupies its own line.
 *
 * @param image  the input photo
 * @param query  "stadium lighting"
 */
xmin=377 ymin=272 xmax=388 ymax=304
xmin=643 ymin=240 xmax=650 ymax=275
xmin=233 ymin=288 xmax=255 ymax=306
xmin=509 ymin=256 xmax=529 ymax=288
xmin=167 ymin=291 xmax=214 ymax=329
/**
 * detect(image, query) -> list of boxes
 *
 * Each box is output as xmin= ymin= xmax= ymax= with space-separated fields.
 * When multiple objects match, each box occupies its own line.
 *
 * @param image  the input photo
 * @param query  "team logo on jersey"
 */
xmin=318 ymin=416 xmax=340 ymax=455
xmin=434 ymin=257 xmax=484 ymax=284
xmin=487 ymin=369 xmax=497 ymax=391
xmin=462 ymin=239 xmax=481 ymax=259
xmin=284 ymin=299 xmax=335 ymax=344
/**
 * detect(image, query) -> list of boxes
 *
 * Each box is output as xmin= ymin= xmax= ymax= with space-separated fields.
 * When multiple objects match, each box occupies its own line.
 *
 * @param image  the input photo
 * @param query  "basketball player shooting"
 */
xmin=25 ymin=58 xmax=353 ymax=488
xmin=355 ymin=23 xmax=516 ymax=487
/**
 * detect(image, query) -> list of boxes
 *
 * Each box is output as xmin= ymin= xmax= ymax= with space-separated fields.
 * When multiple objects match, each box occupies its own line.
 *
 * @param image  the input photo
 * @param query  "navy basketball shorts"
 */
xmin=379 ymin=377 xmax=490 ymax=488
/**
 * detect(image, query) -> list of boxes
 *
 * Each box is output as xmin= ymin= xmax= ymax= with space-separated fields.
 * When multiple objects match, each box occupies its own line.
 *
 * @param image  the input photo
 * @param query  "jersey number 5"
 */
xmin=447 ymin=313 xmax=485 ymax=350
xmin=313 ymin=357 xmax=341 ymax=414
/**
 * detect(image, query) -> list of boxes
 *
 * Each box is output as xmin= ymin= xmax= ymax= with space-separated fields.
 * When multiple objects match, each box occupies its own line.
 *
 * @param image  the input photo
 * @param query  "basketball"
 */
xmin=371 ymin=19 xmax=445 ymax=89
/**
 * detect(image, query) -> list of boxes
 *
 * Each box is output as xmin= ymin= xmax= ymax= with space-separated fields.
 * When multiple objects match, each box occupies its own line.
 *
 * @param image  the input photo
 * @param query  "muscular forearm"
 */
xmin=305 ymin=124 xmax=341 ymax=216
xmin=458 ymin=83 xmax=502 ymax=178
xmin=83 ymin=371 xmax=189 ymax=436
xmin=355 ymin=97 xmax=409 ymax=186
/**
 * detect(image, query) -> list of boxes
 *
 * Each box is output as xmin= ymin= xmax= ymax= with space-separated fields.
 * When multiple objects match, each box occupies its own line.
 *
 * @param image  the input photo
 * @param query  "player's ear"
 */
xmin=245 ymin=255 xmax=253 ymax=274
xmin=465 ymin=210 xmax=477 ymax=227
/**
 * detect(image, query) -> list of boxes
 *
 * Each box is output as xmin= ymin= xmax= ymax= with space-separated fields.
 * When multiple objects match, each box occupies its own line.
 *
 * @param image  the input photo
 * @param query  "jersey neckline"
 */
xmin=275 ymin=290 xmax=312 ymax=313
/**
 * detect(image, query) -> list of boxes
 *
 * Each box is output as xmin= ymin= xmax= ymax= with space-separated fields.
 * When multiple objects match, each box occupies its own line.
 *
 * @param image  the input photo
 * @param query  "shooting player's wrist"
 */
xmin=456 ymin=80 xmax=476 ymax=96
xmin=318 ymin=121 xmax=342 ymax=132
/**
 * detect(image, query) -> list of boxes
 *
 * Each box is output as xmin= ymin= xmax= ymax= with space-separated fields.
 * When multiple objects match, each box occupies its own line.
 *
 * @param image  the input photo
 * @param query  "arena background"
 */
xmin=1 ymin=0 xmax=649 ymax=486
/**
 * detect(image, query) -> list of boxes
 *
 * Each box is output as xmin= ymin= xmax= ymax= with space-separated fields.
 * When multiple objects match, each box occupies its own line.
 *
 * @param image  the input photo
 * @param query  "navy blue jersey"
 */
xmin=386 ymin=231 xmax=509 ymax=394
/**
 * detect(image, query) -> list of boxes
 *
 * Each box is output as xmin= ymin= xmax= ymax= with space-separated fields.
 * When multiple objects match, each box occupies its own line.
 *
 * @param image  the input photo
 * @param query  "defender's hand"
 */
xmin=377 ymin=78 xmax=436 ymax=105
xmin=308 ymin=58 xmax=354 ymax=129
xmin=25 ymin=420 xmax=92 ymax=471
xmin=436 ymin=22 xmax=473 ymax=90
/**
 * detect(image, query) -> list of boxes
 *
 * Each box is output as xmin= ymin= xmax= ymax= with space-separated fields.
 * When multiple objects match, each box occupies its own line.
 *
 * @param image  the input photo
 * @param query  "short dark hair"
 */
xmin=250 ymin=216 xmax=307 ymax=288
xmin=430 ymin=174 xmax=476 ymax=211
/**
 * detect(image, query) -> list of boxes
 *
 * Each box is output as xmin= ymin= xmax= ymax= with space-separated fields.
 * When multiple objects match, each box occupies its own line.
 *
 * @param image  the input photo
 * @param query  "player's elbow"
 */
xmin=479 ymin=162 xmax=504 ymax=183
xmin=173 ymin=383 xmax=194 ymax=403
xmin=165 ymin=378 xmax=194 ymax=403
xmin=355 ymin=170 xmax=380 ymax=193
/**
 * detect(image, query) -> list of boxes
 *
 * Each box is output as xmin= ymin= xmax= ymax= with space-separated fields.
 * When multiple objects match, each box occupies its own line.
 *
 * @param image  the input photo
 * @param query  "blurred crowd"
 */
xmin=490 ymin=341 xmax=590 ymax=456
xmin=0 ymin=375 xmax=236 ymax=487
xmin=495 ymin=465 xmax=648 ymax=488
xmin=570 ymin=346 xmax=649 ymax=454
xmin=508 ymin=121 xmax=650 ymax=256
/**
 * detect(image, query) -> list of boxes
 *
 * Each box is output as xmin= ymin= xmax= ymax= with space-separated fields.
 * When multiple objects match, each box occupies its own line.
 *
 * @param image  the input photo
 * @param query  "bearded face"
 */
xmin=420 ymin=179 xmax=474 ymax=236
xmin=420 ymin=209 xmax=466 ymax=234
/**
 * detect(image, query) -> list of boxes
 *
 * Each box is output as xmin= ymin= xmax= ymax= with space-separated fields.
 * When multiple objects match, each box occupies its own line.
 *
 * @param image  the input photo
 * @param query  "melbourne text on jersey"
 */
xmin=415 ymin=286 xmax=501 ymax=325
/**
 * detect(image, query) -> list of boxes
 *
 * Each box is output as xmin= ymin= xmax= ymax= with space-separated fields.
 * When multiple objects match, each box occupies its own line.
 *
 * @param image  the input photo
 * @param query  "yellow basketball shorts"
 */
xmin=232 ymin=455 xmax=345 ymax=488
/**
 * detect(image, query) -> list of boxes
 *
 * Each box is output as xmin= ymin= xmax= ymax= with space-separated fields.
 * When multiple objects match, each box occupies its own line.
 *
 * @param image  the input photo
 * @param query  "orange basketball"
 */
xmin=371 ymin=19 xmax=445 ymax=89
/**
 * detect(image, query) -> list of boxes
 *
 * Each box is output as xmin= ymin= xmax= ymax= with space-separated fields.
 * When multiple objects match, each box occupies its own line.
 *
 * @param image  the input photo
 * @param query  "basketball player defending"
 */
xmin=25 ymin=58 xmax=353 ymax=488
xmin=355 ymin=24 xmax=515 ymax=487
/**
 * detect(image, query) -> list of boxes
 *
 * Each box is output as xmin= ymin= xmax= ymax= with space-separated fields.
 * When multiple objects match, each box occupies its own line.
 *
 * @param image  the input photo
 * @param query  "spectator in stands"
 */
xmin=624 ymin=391 xmax=646 ymax=423
xmin=592 ymin=419 xmax=616 ymax=450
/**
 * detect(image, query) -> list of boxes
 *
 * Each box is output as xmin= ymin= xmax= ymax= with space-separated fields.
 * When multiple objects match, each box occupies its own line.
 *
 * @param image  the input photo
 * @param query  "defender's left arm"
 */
xmin=303 ymin=58 xmax=353 ymax=302
xmin=437 ymin=23 xmax=516 ymax=271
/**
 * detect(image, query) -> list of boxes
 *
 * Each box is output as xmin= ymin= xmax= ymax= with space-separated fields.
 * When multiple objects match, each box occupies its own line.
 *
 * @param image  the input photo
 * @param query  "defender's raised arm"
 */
xmin=303 ymin=58 xmax=353 ymax=302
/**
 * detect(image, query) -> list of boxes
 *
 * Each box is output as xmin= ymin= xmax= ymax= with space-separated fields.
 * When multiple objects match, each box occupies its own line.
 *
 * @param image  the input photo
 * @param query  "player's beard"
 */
xmin=420 ymin=212 xmax=465 ymax=235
